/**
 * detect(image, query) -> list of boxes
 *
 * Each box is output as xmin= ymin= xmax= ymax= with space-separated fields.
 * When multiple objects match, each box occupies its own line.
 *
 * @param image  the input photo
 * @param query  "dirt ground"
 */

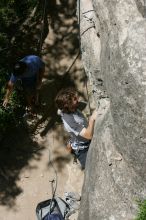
xmin=0 ymin=1 xmax=91 ymax=219
xmin=0 ymin=126 xmax=85 ymax=220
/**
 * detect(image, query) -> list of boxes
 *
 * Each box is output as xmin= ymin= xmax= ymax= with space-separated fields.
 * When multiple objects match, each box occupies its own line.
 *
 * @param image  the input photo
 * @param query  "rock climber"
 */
xmin=55 ymin=87 xmax=97 ymax=170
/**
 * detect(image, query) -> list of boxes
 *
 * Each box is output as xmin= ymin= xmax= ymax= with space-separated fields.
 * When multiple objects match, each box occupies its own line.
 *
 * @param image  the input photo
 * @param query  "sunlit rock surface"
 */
xmin=78 ymin=0 xmax=146 ymax=219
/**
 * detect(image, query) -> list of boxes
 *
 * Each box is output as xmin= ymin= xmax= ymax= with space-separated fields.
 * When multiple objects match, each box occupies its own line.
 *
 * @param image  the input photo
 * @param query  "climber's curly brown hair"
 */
xmin=55 ymin=87 xmax=78 ymax=113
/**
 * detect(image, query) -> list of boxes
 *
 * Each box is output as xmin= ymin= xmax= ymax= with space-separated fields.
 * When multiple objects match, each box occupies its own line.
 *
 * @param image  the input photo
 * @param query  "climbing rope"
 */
xmin=39 ymin=0 xmax=47 ymax=54
xmin=65 ymin=50 xmax=80 ymax=74
xmin=82 ymin=9 xmax=94 ymax=15
xmin=48 ymin=132 xmax=58 ymax=198
xmin=81 ymin=25 xmax=95 ymax=36
xmin=26 ymin=0 xmax=93 ymax=136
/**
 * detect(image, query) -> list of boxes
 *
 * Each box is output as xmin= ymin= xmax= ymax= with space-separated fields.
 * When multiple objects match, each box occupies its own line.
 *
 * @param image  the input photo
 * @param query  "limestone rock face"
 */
xmin=77 ymin=0 xmax=146 ymax=219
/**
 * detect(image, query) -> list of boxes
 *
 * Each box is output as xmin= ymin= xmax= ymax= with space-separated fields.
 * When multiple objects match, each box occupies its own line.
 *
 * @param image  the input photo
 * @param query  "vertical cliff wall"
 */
xmin=77 ymin=0 xmax=146 ymax=219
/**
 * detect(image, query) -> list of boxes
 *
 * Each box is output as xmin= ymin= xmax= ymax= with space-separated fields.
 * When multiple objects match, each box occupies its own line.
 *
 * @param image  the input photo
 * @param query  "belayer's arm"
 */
xmin=3 ymin=81 xmax=14 ymax=107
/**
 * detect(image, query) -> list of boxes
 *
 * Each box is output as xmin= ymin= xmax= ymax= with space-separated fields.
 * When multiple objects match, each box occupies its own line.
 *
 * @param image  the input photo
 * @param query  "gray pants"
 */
xmin=74 ymin=148 xmax=89 ymax=170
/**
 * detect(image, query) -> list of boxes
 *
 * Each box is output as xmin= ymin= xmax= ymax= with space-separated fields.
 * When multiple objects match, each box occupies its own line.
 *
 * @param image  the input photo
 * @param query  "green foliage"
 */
xmin=0 ymin=106 xmax=15 ymax=134
xmin=0 ymin=89 xmax=26 ymax=138
xmin=0 ymin=0 xmax=37 ymax=138
xmin=135 ymin=200 xmax=146 ymax=220
xmin=0 ymin=0 xmax=37 ymax=47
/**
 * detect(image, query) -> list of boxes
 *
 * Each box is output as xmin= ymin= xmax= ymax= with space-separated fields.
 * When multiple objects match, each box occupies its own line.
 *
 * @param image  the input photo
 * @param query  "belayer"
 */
xmin=3 ymin=55 xmax=45 ymax=114
xmin=55 ymin=87 xmax=97 ymax=170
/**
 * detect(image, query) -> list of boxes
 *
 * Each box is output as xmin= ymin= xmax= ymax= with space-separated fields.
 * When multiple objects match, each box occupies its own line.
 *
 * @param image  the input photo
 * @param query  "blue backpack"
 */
xmin=43 ymin=213 xmax=63 ymax=220
xmin=36 ymin=197 xmax=70 ymax=220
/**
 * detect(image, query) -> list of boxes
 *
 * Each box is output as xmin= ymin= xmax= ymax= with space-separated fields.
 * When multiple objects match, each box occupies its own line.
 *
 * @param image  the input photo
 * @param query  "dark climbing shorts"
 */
xmin=15 ymin=78 xmax=37 ymax=97
xmin=74 ymin=147 xmax=89 ymax=170
xmin=23 ymin=85 xmax=37 ymax=97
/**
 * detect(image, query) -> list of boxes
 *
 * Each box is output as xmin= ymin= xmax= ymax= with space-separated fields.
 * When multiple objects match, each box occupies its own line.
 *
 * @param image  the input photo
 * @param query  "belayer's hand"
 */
xmin=3 ymin=98 xmax=8 ymax=108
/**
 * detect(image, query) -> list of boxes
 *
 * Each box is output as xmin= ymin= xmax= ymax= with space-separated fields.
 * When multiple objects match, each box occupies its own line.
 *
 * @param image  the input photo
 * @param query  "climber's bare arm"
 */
xmin=79 ymin=110 xmax=97 ymax=139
